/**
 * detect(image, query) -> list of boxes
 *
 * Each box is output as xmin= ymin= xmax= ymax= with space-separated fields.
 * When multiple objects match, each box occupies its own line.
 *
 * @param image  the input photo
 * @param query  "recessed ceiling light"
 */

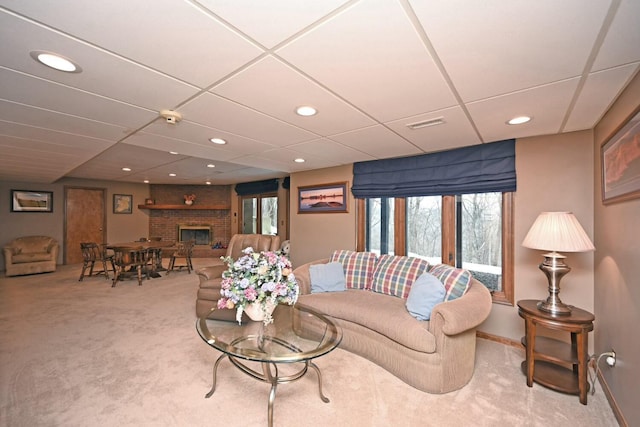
xmin=295 ymin=106 xmax=317 ymax=117
xmin=207 ymin=164 xmax=215 ymax=168
xmin=169 ymin=173 xmax=176 ymax=177
xmin=169 ymin=151 xmax=179 ymax=155
xmin=30 ymin=51 xmax=81 ymax=73
xmin=209 ymin=138 xmax=227 ymax=145
xmin=143 ymin=180 xmax=149 ymax=183
xmin=122 ymin=167 xmax=131 ymax=172
xmin=294 ymin=158 xmax=305 ymax=163
xmin=507 ymin=116 xmax=531 ymax=125
xmin=205 ymin=181 xmax=212 ymax=185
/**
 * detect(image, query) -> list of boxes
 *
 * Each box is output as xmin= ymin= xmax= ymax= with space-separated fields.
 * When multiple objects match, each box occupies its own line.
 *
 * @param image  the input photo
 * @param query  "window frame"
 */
xmin=356 ymin=192 xmax=514 ymax=305
xmin=238 ymin=192 xmax=278 ymax=235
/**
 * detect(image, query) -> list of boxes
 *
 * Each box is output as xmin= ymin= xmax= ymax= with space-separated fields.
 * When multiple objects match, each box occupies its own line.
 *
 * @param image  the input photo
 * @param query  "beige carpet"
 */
xmin=0 ymin=262 xmax=618 ymax=427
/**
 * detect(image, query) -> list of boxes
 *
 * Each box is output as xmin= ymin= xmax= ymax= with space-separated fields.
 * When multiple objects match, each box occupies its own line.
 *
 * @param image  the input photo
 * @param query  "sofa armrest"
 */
xmin=3 ymin=247 xmax=16 ymax=263
xmin=429 ymin=279 xmax=492 ymax=336
xmin=196 ymin=264 xmax=227 ymax=282
xmin=292 ymin=258 xmax=330 ymax=295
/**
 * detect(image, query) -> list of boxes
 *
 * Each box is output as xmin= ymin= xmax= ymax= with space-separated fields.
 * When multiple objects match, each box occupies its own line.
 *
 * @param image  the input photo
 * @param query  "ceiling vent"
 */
xmin=406 ymin=117 xmax=445 ymax=130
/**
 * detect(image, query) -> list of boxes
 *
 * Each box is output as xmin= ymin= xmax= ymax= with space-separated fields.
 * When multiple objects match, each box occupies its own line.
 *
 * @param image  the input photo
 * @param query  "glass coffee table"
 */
xmin=196 ymin=304 xmax=342 ymax=427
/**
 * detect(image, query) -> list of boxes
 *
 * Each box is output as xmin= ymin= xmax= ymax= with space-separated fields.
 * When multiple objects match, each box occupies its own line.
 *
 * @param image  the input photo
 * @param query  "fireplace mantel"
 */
xmin=138 ymin=204 xmax=230 ymax=210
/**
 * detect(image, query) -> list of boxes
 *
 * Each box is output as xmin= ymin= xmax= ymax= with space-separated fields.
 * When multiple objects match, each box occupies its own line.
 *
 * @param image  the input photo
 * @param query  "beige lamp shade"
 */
xmin=522 ymin=212 xmax=595 ymax=253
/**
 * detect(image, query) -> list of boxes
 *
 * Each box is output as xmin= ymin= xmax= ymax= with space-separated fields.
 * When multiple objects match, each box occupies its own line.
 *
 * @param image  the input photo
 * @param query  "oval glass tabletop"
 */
xmin=196 ymin=304 xmax=342 ymax=363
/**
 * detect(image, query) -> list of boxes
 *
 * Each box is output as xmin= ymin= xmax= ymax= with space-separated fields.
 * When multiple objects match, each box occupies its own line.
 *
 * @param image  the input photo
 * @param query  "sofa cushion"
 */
xmin=310 ymin=262 xmax=346 ymax=293
xmin=297 ymin=290 xmax=436 ymax=353
xmin=12 ymin=253 xmax=53 ymax=263
xmin=405 ymin=272 xmax=446 ymax=320
xmin=371 ymin=255 xmax=430 ymax=299
xmin=330 ymin=250 xmax=377 ymax=290
xmin=429 ymin=264 xmax=472 ymax=301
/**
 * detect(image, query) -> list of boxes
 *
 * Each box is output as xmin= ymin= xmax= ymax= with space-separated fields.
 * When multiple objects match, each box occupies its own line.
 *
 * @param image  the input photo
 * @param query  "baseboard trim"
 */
xmin=476 ymin=331 xmax=523 ymax=349
xmin=597 ymin=370 xmax=628 ymax=427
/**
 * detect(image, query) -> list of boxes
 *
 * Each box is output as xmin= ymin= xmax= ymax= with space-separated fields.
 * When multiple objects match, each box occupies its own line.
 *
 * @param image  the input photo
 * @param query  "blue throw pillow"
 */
xmin=310 ymin=262 xmax=347 ymax=293
xmin=405 ymin=272 xmax=446 ymax=320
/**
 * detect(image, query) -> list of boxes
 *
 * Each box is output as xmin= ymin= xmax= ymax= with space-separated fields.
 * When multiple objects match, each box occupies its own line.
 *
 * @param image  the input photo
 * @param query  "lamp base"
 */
xmin=537 ymin=299 xmax=572 ymax=315
xmin=537 ymin=252 xmax=573 ymax=316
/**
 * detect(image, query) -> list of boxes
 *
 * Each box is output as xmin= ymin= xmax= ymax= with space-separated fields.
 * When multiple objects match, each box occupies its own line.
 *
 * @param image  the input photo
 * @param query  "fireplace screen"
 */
xmin=177 ymin=224 xmax=212 ymax=245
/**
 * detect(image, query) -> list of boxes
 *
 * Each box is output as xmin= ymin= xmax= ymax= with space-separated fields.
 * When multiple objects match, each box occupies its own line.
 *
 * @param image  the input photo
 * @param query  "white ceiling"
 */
xmin=1 ymin=0 xmax=638 ymax=185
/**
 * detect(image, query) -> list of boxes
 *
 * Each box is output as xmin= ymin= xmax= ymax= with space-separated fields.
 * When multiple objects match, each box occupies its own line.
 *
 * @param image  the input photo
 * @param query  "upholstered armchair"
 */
xmin=195 ymin=234 xmax=281 ymax=321
xmin=3 ymin=236 xmax=59 ymax=277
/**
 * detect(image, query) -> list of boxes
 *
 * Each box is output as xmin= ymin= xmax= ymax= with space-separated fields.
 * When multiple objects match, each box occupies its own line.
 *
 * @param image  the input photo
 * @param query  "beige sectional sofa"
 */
xmin=3 ymin=235 xmax=59 ymax=277
xmin=292 ymin=251 xmax=492 ymax=394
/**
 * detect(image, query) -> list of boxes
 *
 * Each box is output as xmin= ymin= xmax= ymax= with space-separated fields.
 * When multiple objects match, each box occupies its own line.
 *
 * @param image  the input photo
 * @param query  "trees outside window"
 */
xmin=359 ymin=192 xmax=513 ymax=305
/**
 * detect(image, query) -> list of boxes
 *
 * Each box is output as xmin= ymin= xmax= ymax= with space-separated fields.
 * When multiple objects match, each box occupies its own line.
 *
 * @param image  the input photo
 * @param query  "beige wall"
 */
xmin=1 ymin=178 xmax=149 ymax=269
xmin=593 ymin=72 xmax=640 ymax=426
xmin=289 ymin=164 xmax=356 ymax=267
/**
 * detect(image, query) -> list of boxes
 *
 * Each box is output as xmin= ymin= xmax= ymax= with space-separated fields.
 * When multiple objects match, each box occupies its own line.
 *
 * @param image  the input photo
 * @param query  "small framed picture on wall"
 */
xmin=113 ymin=194 xmax=133 ymax=214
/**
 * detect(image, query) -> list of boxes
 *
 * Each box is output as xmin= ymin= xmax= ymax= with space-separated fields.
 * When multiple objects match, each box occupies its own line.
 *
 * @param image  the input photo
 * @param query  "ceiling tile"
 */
xmin=1 ymin=0 xmax=263 ymax=87
xmin=385 ymin=106 xmax=482 ymax=151
xmin=467 ymin=78 xmax=580 ymax=142
xmin=329 ymin=125 xmax=423 ymax=159
xmin=213 ymin=55 xmax=375 ymax=135
xmin=277 ymin=0 xmax=456 ymax=122
xmin=181 ymin=92 xmax=317 ymax=146
xmin=565 ymin=63 xmax=640 ymax=132
xmin=411 ymin=0 xmax=611 ymax=102
xmin=0 ymin=11 xmax=199 ymax=110
xmin=197 ymin=0 xmax=351 ymax=48
xmin=592 ymin=0 xmax=640 ymax=71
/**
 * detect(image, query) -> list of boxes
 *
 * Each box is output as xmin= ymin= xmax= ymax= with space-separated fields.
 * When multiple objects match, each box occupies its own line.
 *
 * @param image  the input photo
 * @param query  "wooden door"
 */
xmin=65 ymin=187 xmax=107 ymax=264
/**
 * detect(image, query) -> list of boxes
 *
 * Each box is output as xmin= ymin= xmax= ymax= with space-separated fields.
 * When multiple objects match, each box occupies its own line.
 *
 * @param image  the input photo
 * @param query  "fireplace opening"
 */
xmin=177 ymin=224 xmax=212 ymax=245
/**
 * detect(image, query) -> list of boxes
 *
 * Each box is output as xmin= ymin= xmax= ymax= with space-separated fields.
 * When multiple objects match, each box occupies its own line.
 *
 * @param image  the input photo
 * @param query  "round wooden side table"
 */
xmin=517 ymin=299 xmax=595 ymax=405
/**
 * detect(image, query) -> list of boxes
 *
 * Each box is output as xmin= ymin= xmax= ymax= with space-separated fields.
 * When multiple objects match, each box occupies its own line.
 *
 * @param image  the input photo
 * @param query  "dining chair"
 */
xmin=79 ymin=242 xmax=115 ymax=281
xmin=111 ymin=246 xmax=150 ymax=286
xmin=167 ymin=239 xmax=195 ymax=274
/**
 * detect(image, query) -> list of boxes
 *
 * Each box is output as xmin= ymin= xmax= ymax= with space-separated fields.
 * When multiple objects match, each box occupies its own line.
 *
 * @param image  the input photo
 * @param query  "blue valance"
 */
xmin=351 ymin=139 xmax=516 ymax=198
xmin=234 ymin=179 xmax=279 ymax=196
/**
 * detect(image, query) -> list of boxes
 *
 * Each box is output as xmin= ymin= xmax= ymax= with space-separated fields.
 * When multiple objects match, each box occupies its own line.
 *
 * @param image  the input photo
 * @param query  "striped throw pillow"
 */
xmin=429 ymin=264 xmax=472 ymax=301
xmin=371 ymin=255 xmax=430 ymax=299
xmin=330 ymin=250 xmax=377 ymax=290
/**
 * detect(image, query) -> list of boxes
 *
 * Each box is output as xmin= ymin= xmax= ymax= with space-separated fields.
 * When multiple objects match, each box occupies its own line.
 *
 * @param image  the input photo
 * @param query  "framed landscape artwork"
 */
xmin=298 ymin=182 xmax=348 ymax=213
xmin=10 ymin=190 xmax=53 ymax=212
xmin=601 ymin=108 xmax=640 ymax=204
xmin=113 ymin=194 xmax=133 ymax=214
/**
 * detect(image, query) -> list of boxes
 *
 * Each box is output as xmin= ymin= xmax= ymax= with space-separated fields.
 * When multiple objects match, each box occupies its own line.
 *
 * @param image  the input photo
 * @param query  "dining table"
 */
xmin=106 ymin=240 xmax=177 ymax=278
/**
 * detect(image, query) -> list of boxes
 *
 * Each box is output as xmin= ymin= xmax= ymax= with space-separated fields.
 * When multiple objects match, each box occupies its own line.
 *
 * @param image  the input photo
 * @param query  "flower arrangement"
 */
xmin=217 ymin=247 xmax=299 ymax=325
xmin=183 ymin=194 xmax=196 ymax=204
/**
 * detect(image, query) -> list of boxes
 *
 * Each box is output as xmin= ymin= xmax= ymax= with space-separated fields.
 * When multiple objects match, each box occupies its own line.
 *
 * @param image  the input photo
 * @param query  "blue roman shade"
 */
xmin=351 ymin=139 xmax=516 ymax=198
xmin=234 ymin=179 xmax=279 ymax=196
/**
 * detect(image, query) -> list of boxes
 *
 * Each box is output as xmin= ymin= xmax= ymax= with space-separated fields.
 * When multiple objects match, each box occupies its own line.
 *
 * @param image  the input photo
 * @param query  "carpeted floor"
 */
xmin=0 ymin=262 xmax=618 ymax=427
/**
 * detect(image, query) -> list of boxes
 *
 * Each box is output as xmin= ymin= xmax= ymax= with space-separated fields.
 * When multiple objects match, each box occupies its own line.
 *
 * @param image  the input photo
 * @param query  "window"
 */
xmin=240 ymin=194 xmax=278 ymax=235
xmin=358 ymin=192 xmax=514 ymax=304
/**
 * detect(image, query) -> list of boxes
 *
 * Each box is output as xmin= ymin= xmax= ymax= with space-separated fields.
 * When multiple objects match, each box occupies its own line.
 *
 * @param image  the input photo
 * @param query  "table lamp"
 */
xmin=522 ymin=212 xmax=595 ymax=315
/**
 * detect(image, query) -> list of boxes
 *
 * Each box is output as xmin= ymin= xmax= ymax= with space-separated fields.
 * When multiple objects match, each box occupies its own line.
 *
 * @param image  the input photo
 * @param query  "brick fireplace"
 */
xmin=146 ymin=184 xmax=232 ymax=258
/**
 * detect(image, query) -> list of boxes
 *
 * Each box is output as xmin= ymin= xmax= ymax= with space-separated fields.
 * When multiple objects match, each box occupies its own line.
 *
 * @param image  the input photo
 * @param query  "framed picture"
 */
xmin=10 ymin=190 xmax=53 ymax=212
xmin=601 ymin=108 xmax=640 ymax=204
xmin=113 ymin=194 xmax=133 ymax=214
xmin=298 ymin=182 xmax=348 ymax=213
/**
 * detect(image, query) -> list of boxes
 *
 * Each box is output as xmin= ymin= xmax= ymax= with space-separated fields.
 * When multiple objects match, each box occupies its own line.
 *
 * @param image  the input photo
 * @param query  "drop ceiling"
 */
xmin=1 ymin=0 xmax=638 ymax=185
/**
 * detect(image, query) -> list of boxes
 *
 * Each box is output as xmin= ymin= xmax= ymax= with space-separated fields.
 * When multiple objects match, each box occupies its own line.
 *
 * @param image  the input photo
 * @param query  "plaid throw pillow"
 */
xmin=330 ymin=250 xmax=377 ymax=290
xmin=429 ymin=264 xmax=472 ymax=301
xmin=371 ymin=255 xmax=430 ymax=299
